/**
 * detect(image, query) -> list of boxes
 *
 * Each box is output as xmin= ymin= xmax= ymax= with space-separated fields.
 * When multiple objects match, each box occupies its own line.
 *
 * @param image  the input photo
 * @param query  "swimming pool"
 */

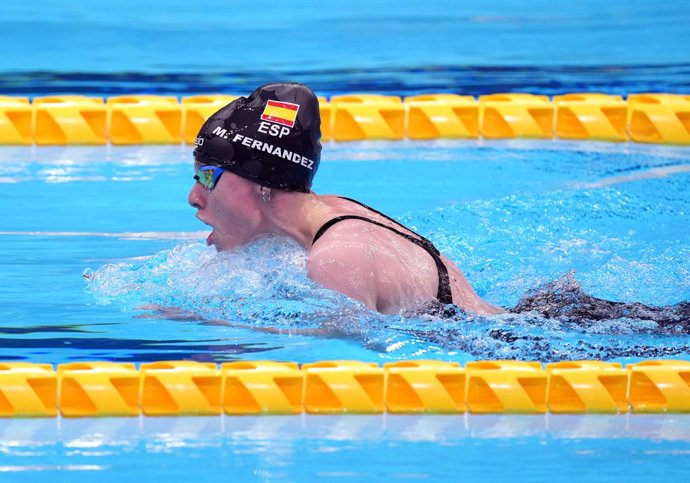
xmin=0 ymin=414 xmax=689 ymax=482
xmin=2 ymin=140 xmax=689 ymax=363
xmin=2 ymin=139 xmax=690 ymax=482
xmin=2 ymin=0 xmax=690 ymax=481
xmin=2 ymin=0 xmax=690 ymax=97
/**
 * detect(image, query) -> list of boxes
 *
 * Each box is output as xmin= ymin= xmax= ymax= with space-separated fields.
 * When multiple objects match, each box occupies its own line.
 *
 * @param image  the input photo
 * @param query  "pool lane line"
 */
xmin=1 ymin=359 xmax=689 ymax=416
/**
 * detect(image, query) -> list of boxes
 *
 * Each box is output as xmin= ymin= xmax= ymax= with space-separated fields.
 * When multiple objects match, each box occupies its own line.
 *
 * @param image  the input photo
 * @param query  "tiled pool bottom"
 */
xmin=1 ymin=415 xmax=689 ymax=482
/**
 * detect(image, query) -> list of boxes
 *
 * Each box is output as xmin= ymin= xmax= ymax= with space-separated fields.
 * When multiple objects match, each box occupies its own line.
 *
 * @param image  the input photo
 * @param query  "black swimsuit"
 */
xmin=311 ymin=197 xmax=453 ymax=305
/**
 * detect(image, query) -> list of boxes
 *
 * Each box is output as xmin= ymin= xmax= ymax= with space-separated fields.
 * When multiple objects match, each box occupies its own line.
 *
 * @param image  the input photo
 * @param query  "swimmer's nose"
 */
xmin=188 ymin=182 xmax=206 ymax=209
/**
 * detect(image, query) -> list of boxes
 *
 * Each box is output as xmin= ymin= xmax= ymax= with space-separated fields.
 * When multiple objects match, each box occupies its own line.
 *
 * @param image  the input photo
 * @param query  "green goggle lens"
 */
xmin=194 ymin=166 xmax=225 ymax=190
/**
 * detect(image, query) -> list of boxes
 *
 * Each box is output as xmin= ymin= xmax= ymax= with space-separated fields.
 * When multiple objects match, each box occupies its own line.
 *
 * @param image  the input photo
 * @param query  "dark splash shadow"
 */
xmin=510 ymin=271 xmax=690 ymax=333
xmin=0 ymin=324 xmax=112 ymax=335
xmin=0 ymin=336 xmax=280 ymax=363
xmin=395 ymin=322 xmax=690 ymax=361
xmin=383 ymin=272 xmax=690 ymax=361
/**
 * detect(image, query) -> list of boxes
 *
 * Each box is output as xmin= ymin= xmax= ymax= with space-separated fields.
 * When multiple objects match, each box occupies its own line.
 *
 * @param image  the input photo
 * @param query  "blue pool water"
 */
xmin=4 ymin=141 xmax=690 ymax=481
xmin=1 ymin=0 xmax=689 ymax=96
xmin=2 ymin=0 xmax=690 ymax=481
xmin=0 ymin=415 xmax=689 ymax=483
xmin=1 ymin=141 xmax=689 ymax=364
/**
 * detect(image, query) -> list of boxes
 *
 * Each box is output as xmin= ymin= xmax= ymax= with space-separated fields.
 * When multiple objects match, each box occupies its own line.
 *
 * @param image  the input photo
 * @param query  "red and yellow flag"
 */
xmin=261 ymin=100 xmax=300 ymax=128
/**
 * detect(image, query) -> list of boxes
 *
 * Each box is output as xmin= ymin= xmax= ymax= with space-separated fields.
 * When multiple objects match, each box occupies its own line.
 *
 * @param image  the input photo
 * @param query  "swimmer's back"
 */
xmin=307 ymin=196 xmax=502 ymax=315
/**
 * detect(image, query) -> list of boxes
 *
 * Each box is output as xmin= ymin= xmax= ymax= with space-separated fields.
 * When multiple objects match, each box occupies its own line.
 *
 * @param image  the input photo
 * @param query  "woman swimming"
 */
xmin=189 ymin=82 xmax=501 ymax=315
xmin=189 ymin=82 xmax=687 ymax=325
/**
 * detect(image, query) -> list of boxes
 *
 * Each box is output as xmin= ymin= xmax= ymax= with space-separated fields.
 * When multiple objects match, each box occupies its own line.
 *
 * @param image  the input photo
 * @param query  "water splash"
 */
xmin=84 ymin=236 xmax=690 ymax=362
xmin=85 ymin=237 xmax=381 ymax=332
xmin=84 ymin=167 xmax=690 ymax=363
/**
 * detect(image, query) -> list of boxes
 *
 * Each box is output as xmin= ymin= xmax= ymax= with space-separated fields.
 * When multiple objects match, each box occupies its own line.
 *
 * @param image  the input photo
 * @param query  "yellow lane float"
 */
xmin=0 ymin=359 xmax=689 ymax=417
xmin=0 ymin=93 xmax=688 ymax=144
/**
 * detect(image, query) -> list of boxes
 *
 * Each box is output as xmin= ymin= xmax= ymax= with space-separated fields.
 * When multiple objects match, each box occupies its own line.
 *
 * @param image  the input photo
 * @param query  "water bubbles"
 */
xmin=83 ymin=164 xmax=690 ymax=363
xmin=85 ymin=237 xmax=373 ymax=331
xmin=83 ymin=232 xmax=690 ymax=362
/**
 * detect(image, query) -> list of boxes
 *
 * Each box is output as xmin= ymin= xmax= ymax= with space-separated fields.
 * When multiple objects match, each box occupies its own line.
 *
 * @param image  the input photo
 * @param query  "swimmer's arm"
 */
xmin=307 ymin=242 xmax=379 ymax=311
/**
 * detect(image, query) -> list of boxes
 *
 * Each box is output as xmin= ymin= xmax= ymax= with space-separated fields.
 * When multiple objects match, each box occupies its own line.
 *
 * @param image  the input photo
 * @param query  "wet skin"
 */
xmin=188 ymin=168 xmax=502 ymax=315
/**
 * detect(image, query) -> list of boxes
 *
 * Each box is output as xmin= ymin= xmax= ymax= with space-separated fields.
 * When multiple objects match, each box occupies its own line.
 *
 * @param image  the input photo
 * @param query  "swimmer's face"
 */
xmin=188 ymin=164 xmax=264 ymax=250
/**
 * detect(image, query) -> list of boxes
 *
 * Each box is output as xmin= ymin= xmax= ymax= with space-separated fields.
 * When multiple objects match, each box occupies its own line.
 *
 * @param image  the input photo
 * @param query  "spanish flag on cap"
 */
xmin=261 ymin=100 xmax=300 ymax=128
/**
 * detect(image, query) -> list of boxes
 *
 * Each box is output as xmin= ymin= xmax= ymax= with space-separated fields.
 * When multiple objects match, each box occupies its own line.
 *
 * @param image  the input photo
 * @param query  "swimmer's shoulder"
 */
xmin=307 ymin=232 xmax=379 ymax=310
xmin=308 ymin=221 xmax=379 ymax=275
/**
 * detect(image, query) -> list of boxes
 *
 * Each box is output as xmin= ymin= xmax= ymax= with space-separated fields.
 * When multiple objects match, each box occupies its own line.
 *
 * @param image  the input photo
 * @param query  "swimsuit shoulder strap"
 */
xmin=337 ymin=197 xmax=440 ymax=254
xmin=311 ymin=200 xmax=453 ymax=305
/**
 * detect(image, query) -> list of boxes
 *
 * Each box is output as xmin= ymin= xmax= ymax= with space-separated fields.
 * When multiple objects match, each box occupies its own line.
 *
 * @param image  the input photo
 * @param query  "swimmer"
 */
xmin=188 ymin=82 xmax=502 ymax=316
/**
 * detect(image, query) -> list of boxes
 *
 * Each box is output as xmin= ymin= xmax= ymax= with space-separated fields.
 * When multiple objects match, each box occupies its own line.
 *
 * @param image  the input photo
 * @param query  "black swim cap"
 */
xmin=193 ymin=82 xmax=321 ymax=193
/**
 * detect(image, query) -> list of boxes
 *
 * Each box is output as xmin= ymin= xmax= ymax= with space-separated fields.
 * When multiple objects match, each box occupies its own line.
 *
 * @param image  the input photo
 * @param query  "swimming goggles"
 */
xmin=194 ymin=165 xmax=225 ymax=190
